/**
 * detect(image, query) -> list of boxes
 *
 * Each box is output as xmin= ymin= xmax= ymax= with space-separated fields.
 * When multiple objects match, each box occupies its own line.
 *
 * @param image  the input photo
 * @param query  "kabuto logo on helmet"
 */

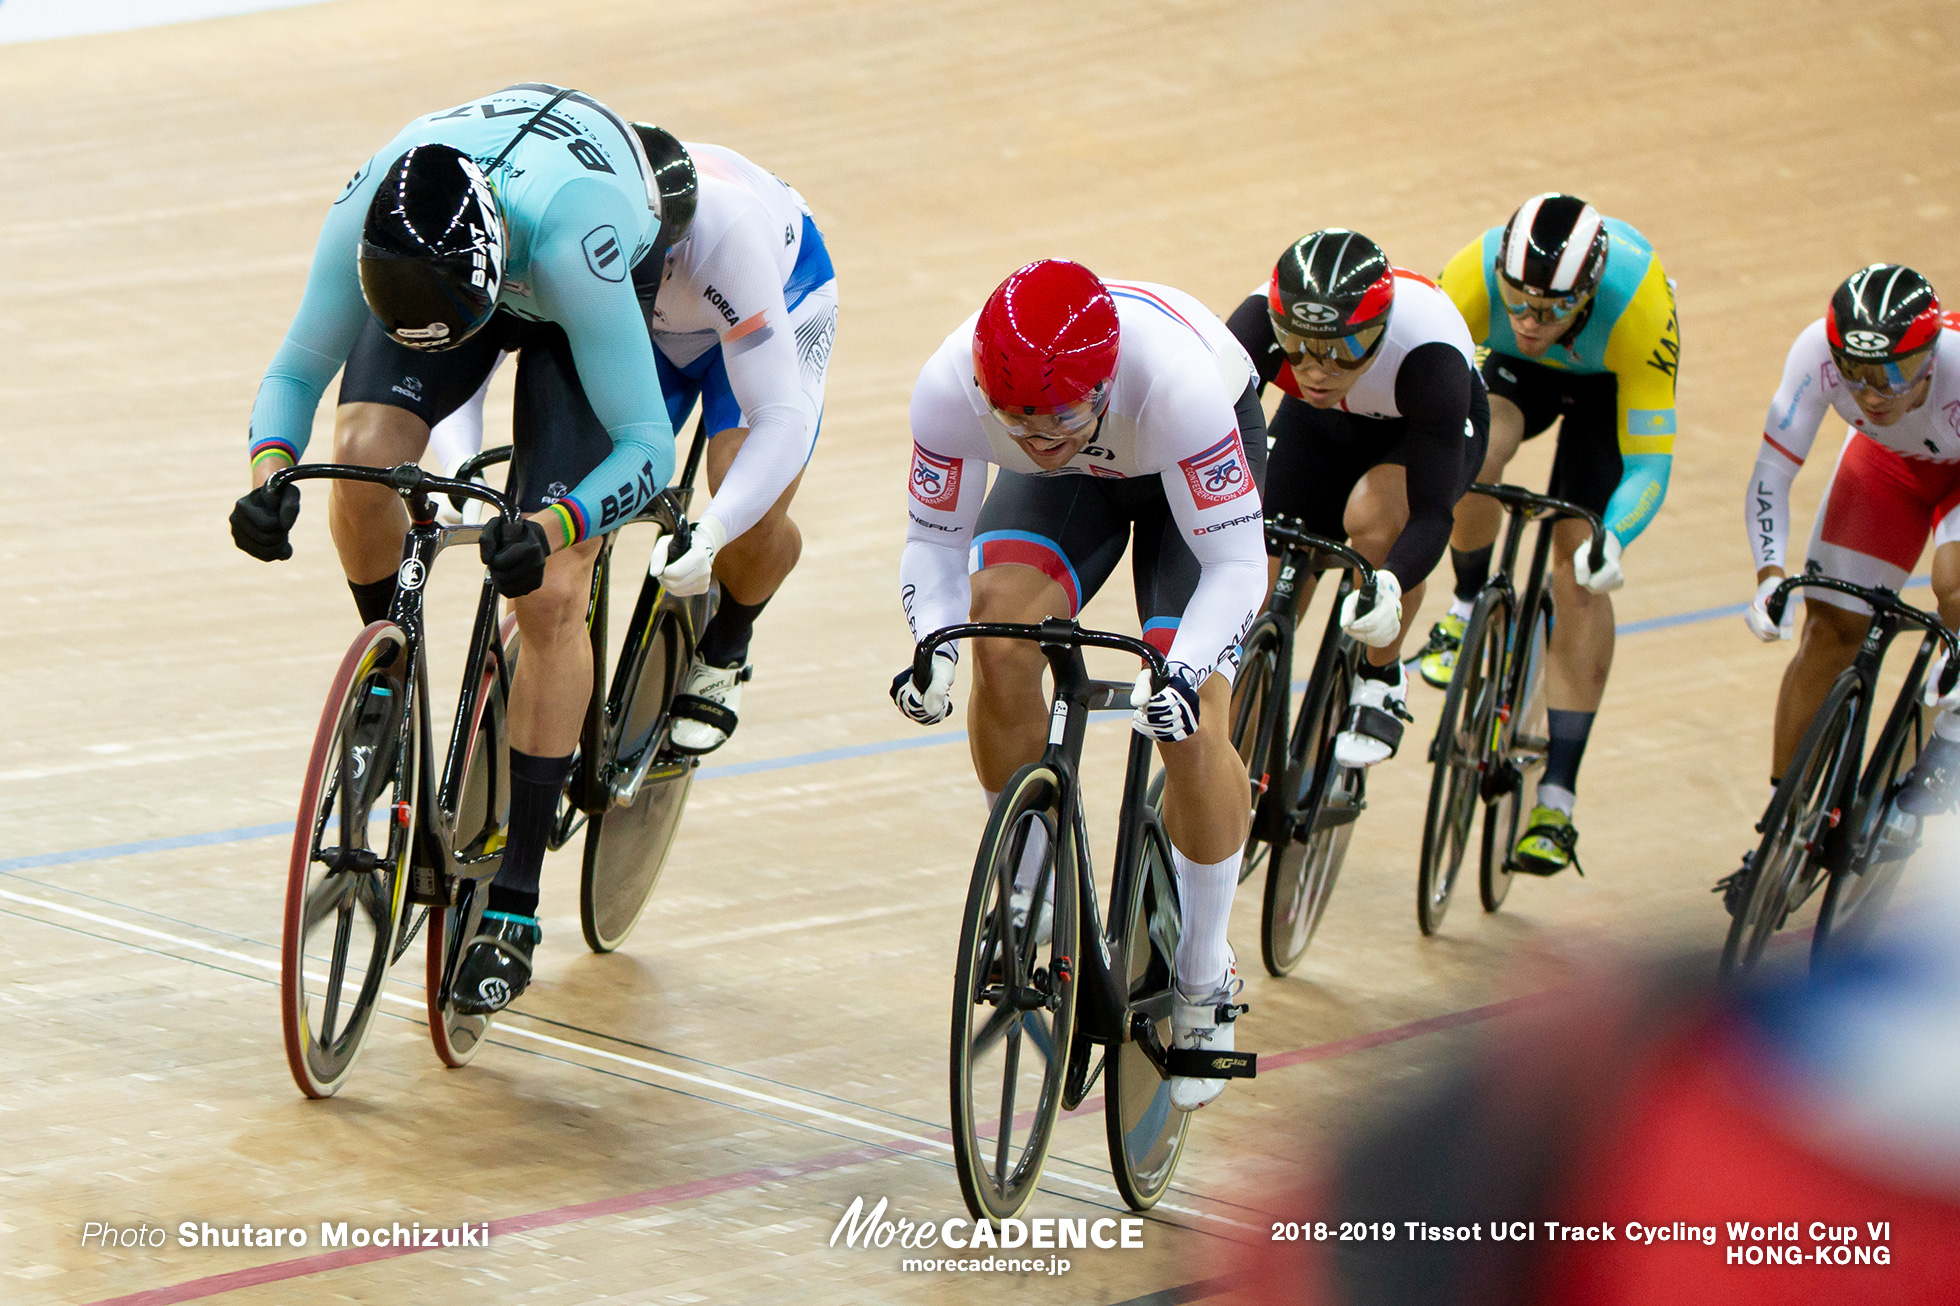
xmin=1292 ymin=302 xmax=1342 ymax=326
xmin=1841 ymin=330 xmax=1893 ymax=357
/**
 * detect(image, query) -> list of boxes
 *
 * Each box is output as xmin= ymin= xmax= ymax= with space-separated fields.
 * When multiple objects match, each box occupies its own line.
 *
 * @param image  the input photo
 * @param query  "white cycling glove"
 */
xmin=1923 ymin=643 xmax=1960 ymax=711
xmin=649 ymin=515 xmax=727 ymax=597
xmin=1743 ymin=574 xmax=1794 ymax=643
xmin=1131 ymin=664 xmax=1202 ymax=743
xmin=1573 ymin=530 xmax=1625 ymax=594
xmin=891 ymin=649 xmax=958 ymax=725
xmin=1338 ymin=571 xmax=1403 ymax=649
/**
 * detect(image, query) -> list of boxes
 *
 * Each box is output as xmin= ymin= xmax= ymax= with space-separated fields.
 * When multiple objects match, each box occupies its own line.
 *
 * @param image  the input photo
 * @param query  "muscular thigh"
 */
xmin=1805 ymin=435 xmax=1946 ymax=614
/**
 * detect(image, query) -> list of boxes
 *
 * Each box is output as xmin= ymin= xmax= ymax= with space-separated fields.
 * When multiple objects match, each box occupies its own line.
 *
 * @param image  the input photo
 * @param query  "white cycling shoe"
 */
xmin=668 ymin=659 xmax=749 ymax=755
xmin=1170 ymin=954 xmax=1246 ymax=1112
xmin=1334 ymin=669 xmax=1411 ymax=769
xmin=1008 ymin=888 xmax=1054 ymax=948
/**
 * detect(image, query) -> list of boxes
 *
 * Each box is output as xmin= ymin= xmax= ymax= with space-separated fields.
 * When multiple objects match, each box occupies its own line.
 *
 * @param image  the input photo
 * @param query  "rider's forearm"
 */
xmin=899 ymin=539 xmax=971 ymax=648
xmin=1743 ymin=444 xmax=1799 ymax=572
xmin=1165 ymin=557 xmax=1264 ymax=683
xmin=1603 ymin=452 xmax=1671 ymax=545
xmin=702 ymin=399 xmax=814 ymax=541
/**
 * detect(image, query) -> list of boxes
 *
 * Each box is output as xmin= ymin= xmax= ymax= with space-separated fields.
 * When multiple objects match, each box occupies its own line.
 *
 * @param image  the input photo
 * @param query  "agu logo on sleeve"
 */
xmin=1178 ymin=432 xmax=1252 ymax=509
xmin=911 ymin=445 xmax=962 ymax=510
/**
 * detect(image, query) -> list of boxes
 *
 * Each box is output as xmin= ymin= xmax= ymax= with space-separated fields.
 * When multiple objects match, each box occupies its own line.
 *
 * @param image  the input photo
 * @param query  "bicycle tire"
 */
xmin=581 ymin=608 xmax=693 ymax=953
xmin=950 ymin=763 xmax=1080 ymax=1222
xmin=426 ymin=614 xmax=515 ymax=1068
xmin=1723 ymin=675 xmax=1862 ymax=976
xmin=1261 ymin=655 xmax=1355 ymax=975
xmin=1105 ymin=771 xmax=1192 ymax=1210
xmin=1418 ymin=588 xmax=1508 ymax=935
xmin=1229 ymin=621 xmax=1286 ymax=887
xmin=281 ymin=621 xmax=416 ymax=1099
xmin=1814 ymin=690 xmax=1927 ymax=964
xmin=1480 ymin=594 xmax=1551 ymax=912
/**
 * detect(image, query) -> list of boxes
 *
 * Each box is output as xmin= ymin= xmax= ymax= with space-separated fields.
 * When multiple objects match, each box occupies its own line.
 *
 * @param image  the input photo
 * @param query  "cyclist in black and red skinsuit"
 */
xmin=1226 ymin=229 xmax=1489 ymax=770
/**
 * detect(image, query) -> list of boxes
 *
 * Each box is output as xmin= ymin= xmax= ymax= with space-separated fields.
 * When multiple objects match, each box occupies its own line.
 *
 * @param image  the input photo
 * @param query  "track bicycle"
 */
xmin=1417 ymin=483 xmax=1605 ymax=935
xmin=276 ymin=452 xmax=702 ymax=1099
xmin=452 ymin=417 xmax=714 ymax=954
xmin=1228 ymin=517 xmax=1378 ymax=976
xmin=916 ymin=619 xmax=1258 ymax=1221
xmin=1721 ymin=574 xmax=1957 ymax=975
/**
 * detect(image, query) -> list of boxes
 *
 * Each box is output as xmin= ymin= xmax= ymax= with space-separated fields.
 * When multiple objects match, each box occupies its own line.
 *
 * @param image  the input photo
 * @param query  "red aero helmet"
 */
xmin=973 ymin=259 xmax=1121 ymax=414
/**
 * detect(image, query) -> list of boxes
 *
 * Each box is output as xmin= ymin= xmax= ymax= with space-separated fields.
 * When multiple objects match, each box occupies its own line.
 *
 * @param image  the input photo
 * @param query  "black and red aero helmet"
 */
xmin=972 ymin=259 xmax=1121 ymax=414
xmin=358 ymin=144 xmax=506 ymax=351
xmin=1826 ymin=264 xmax=1941 ymax=367
xmin=1267 ymin=229 xmax=1395 ymax=365
xmin=1498 ymin=193 xmax=1608 ymax=298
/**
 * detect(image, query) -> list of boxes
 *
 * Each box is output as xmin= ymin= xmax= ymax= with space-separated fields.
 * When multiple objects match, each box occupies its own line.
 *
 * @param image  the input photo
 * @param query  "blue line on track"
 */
xmin=3 ymin=574 xmax=1934 ymax=874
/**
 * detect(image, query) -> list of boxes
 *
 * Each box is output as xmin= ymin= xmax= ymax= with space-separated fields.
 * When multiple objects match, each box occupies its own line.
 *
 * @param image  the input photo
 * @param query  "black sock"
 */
xmin=1355 ymin=657 xmax=1400 ymax=684
xmin=350 ymin=577 xmax=398 ymax=626
xmin=489 ymin=749 xmax=575 ymax=913
xmin=1543 ymin=709 xmax=1596 ymax=793
xmin=1451 ymin=546 xmax=1493 ymax=604
xmin=698 ymin=593 xmax=771 ymax=668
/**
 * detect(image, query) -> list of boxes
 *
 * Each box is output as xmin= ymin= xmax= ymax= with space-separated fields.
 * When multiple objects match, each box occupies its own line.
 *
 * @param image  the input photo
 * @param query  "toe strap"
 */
xmin=1343 ymin=703 xmax=1406 ymax=752
xmin=668 ymin=694 xmax=739 ymax=754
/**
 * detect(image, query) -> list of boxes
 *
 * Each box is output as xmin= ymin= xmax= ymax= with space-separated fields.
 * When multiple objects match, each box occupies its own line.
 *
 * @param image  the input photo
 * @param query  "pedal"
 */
xmin=1165 ymin=1048 xmax=1258 ymax=1079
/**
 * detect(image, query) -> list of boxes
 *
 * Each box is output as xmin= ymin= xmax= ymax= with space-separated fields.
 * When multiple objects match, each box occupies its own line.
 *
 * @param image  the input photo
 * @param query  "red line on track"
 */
xmin=87 ymin=990 xmax=1549 ymax=1305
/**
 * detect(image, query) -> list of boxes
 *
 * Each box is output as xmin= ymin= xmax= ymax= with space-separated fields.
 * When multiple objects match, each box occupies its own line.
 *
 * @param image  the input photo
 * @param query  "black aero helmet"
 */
xmin=358 ymin=144 xmax=505 ymax=351
xmin=1826 ymin=265 xmax=1942 ymax=387
xmin=1497 ymin=193 xmax=1608 ymax=298
xmin=632 ymin=124 xmax=698 ymax=252
xmin=1267 ymin=229 xmax=1395 ymax=367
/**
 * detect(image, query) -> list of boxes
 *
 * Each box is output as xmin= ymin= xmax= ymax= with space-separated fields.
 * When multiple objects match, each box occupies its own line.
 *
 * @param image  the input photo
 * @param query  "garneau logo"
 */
xmin=1193 ymin=510 xmax=1261 ymax=536
xmin=596 ymin=459 xmax=661 ymax=530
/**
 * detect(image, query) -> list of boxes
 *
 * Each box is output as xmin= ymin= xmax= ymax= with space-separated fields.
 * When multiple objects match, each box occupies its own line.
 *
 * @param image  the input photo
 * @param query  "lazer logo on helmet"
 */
xmin=1179 ymin=433 xmax=1253 ymax=509
xmin=1841 ymin=330 xmax=1893 ymax=357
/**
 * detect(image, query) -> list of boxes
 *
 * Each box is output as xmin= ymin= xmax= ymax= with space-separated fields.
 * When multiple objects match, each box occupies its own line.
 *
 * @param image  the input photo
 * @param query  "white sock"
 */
xmin=1171 ymin=847 xmax=1239 ymax=995
xmin=1936 ymin=710 xmax=1960 ymax=743
xmin=985 ymin=789 xmax=1053 ymax=895
xmin=1448 ymin=597 xmax=1474 ymax=622
xmin=1538 ymin=784 xmax=1576 ymax=815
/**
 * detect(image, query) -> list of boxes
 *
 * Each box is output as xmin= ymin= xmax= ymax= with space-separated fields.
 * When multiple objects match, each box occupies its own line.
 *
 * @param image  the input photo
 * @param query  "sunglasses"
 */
xmin=1496 ymin=278 xmax=1589 ymax=325
xmin=1274 ymin=322 xmax=1385 ymax=372
xmin=1834 ymin=347 xmax=1935 ymax=396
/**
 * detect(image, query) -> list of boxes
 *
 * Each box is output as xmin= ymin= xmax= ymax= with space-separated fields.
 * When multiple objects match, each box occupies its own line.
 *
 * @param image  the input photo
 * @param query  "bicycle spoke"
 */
xmin=303 ymin=871 xmax=356 ymax=933
xmin=970 ymin=1002 xmax=1016 ymax=1058
xmin=319 ymin=904 xmax=356 ymax=1047
xmin=994 ymin=1020 xmax=1023 ymax=1184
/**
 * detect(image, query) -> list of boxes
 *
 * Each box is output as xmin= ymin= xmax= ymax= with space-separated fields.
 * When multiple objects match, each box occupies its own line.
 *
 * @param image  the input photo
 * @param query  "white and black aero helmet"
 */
xmin=1496 ymin=193 xmax=1608 ymax=299
xmin=358 ymin=144 xmax=506 ymax=351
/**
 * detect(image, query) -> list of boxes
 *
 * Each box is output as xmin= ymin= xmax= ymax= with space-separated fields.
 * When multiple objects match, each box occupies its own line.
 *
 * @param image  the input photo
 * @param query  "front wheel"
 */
xmin=281 ymin=622 xmax=416 ymax=1099
xmin=950 ymin=764 xmax=1080 ymax=1223
xmin=1418 ymin=589 xmax=1508 ymax=935
xmin=1723 ymin=676 xmax=1861 ymax=976
xmin=1814 ymin=692 xmax=1927 ymax=965
xmin=1262 ymin=655 xmax=1355 ymax=976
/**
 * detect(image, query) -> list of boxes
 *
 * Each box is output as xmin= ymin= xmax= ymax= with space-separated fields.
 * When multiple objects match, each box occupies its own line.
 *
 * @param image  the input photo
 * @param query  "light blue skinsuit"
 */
xmin=249 ymin=84 xmax=675 ymax=541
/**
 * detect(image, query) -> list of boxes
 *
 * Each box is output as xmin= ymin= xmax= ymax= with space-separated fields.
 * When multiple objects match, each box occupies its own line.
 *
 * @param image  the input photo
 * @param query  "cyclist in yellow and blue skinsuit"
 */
xmin=1419 ymin=194 xmax=1680 ymax=875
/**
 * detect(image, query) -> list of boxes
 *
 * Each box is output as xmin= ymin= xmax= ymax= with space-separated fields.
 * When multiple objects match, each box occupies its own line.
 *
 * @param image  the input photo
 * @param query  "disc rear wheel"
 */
xmin=582 ymin=608 xmax=694 ymax=953
xmin=1106 ymin=773 xmax=1192 ymax=1210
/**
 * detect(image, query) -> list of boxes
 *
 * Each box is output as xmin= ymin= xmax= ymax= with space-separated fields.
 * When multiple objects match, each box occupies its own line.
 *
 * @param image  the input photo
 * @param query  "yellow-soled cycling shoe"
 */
xmin=1415 ymin=613 xmax=1466 ymax=689
xmin=1512 ymin=804 xmax=1584 ymax=877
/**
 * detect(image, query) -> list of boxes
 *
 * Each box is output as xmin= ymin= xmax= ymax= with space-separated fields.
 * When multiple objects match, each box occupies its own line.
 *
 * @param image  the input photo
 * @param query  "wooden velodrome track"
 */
xmin=4 ymin=0 xmax=1957 ymax=1301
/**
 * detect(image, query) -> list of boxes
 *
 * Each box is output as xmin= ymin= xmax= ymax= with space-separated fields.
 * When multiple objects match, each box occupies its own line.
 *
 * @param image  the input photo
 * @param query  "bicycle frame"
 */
xmin=1251 ymin=519 xmax=1375 ymax=845
xmin=267 ymin=462 xmax=521 ymax=904
xmin=915 ymin=619 xmax=1176 ymax=1058
xmin=1764 ymin=574 xmax=1958 ymax=878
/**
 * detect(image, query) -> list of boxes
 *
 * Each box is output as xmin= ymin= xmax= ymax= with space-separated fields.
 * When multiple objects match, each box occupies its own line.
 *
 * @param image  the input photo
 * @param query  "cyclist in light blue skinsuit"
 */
xmin=230 ymin=84 xmax=682 ymax=1016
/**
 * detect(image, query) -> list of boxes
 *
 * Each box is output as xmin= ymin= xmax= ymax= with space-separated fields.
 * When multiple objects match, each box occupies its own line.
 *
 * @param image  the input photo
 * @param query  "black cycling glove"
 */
xmin=479 ymin=517 xmax=551 ymax=597
xmin=230 ymin=483 xmax=301 ymax=561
